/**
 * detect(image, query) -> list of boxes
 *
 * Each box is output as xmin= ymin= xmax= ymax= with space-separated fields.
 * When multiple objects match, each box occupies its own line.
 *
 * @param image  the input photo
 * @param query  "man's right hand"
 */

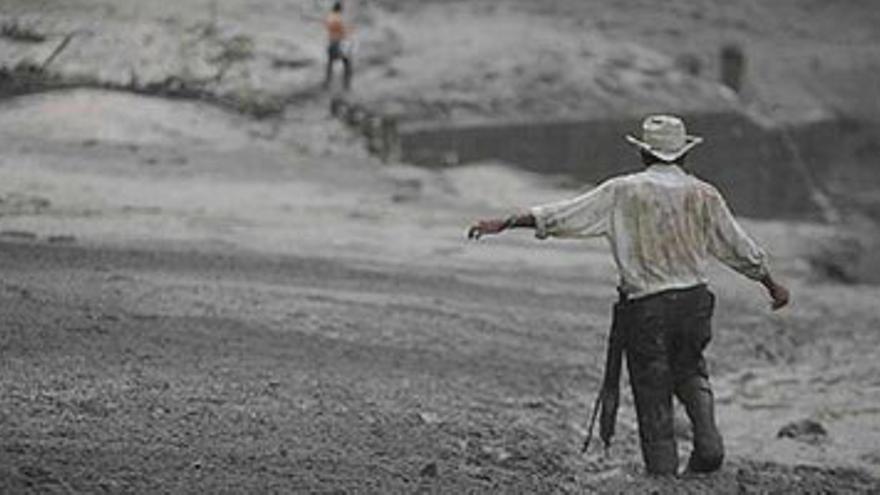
xmin=467 ymin=218 xmax=509 ymax=240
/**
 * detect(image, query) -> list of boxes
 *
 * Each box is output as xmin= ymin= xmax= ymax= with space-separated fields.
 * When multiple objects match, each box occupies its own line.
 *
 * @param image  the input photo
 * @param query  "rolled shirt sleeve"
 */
xmin=704 ymin=186 xmax=769 ymax=280
xmin=530 ymin=179 xmax=617 ymax=239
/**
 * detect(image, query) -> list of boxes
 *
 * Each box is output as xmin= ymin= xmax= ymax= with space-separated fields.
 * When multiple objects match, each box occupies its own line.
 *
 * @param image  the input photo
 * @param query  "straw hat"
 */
xmin=625 ymin=115 xmax=703 ymax=162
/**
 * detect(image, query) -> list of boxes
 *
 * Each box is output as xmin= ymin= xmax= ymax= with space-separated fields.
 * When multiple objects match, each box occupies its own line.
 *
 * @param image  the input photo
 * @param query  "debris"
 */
xmin=0 ymin=21 xmax=46 ymax=43
xmin=391 ymin=178 xmax=422 ymax=203
xmin=47 ymin=235 xmax=76 ymax=244
xmin=40 ymin=32 xmax=76 ymax=71
xmin=65 ymin=324 xmax=108 ymax=335
xmin=5 ymin=284 xmax=33 ymax=299
xmin=0 ymin=192 xmax=52 ymax=214
xmin=211 ymin=34 xmax=255 ymax=66
xmin=777 ymin=419 xmax=827 ymax=441
xmin=0 ymin=230 xmax=38 ymax=240
xmin=419 ymin=462 xmax=438 ymax=478
xmin=418 ymin=412 xmax=441 ymax=424
xmin=675 ymin=53 xmax=702 ymax=76
xmin=18 ymin=465 xmax=56 ymax=485
xmin=480 ymin=445 xmax=512 ymax=463
xmin=328 ymin=98 xmax=399 ymax=163
xmin=272 ymin=57 xmax=314 ymax=70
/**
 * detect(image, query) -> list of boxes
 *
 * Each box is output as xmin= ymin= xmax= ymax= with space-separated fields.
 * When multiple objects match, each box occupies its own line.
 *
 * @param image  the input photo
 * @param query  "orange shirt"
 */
xmin=325 ymin=12 xmax=346 ymax=42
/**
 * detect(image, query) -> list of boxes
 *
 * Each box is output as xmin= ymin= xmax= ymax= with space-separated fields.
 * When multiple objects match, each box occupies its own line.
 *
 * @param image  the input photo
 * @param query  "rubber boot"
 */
xmin=641 ymin=439 xmax=679 ymax=476
xmin=632 ymin=383 xmax=679 ymax=476
xmin=675 ymin=376 xmax=724 ymax=473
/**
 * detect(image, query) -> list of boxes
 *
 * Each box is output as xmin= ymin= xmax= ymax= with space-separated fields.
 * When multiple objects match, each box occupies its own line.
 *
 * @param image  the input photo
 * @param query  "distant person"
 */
xmin=323 ymin=1 xmax=352 ymax=91
xmin=467 ymin=115 xmax=790 ymax=476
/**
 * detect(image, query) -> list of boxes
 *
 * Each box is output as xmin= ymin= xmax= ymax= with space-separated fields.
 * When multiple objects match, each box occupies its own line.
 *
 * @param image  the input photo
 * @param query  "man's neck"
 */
xmin=644 ymin=163 xmax=685 ymax=175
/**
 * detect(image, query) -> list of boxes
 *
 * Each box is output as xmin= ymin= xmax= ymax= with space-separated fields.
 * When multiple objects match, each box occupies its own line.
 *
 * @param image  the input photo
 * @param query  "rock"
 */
xmin=390 ymin=178 xmax=422 ymax=203
xmin=777 ymin=419 xmax=827 ymax=440
xmin=419 ymin=462 xmax=438 ymax=478
xmin=418 ymin=412 xmax=441 ymax=424
xmin=480 ymin=445 xmax=512 ymax=463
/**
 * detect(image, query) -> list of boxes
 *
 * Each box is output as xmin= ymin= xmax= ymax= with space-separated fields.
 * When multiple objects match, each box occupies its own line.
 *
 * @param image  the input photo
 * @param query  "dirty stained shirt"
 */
xmin=530 ymin=164 xmax=769 ymax=299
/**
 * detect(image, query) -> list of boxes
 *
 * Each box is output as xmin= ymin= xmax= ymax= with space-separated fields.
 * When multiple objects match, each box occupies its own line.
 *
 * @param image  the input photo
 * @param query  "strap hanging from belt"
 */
xmin=582 ymin=289 xmax=628 ymax=454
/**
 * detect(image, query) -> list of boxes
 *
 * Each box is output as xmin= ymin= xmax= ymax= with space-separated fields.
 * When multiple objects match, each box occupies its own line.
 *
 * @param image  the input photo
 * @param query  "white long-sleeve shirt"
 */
xmin=530 ymin=164 xmax=769 ymax=299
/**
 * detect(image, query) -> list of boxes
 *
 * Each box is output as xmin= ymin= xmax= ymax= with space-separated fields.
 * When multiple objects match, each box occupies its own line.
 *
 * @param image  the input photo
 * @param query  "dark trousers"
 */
xmin=324 ymin=42 xmax=352 ymax=90
xmin=622 ymin=285 xmax=724 ymax=475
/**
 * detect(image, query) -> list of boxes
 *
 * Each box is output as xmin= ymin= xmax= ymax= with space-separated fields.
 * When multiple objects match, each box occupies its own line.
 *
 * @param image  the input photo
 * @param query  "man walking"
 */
xmin=467 ymin=115 xmax=790 ymax=476
xmin=323 ymin=1 xmax=352 ymax=91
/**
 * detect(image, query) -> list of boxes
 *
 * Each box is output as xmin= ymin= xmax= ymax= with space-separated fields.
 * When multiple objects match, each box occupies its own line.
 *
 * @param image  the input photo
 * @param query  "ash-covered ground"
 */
xmin=1 ymin=1 xmax=879 ymax=493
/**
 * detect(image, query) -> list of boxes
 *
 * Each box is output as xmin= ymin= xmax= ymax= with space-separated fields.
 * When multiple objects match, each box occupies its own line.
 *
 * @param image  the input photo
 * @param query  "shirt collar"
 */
xmin=646 ymin=164 xmax=686 ymax=175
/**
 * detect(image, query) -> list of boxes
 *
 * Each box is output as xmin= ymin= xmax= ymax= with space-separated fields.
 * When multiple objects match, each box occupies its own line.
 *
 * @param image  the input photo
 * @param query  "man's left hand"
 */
xmin=769 ymin=281 xmax=790 ymax=310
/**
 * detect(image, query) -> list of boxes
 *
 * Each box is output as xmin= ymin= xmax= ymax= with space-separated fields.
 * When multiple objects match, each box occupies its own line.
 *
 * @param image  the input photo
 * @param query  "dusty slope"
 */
xmin=4 ymin=0 xmax=878 ymax=123
xmin=0 ymin=90 xmax=878 ymax=493
xmin=352 ymin=3 xmax=737 ymax=123
xmin=367 ymin=0 xmax=880 ymax=123
xmin=0 ymin=0 xmax=751 ymax=121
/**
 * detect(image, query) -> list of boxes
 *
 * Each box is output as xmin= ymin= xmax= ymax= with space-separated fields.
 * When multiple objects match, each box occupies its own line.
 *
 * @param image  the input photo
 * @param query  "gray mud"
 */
xmin=1 ymin=241 xmax=879 ymax=494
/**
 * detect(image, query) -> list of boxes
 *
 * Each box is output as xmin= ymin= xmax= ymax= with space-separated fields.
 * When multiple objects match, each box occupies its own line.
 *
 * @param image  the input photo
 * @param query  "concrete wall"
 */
xmin=399 ymin=113 xmax=839 ymax=220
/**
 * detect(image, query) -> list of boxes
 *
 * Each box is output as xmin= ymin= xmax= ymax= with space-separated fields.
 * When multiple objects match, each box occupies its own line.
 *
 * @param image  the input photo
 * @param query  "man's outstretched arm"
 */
xmin=467 ymin=213 xmax=536 ymax=240
xmin=468 ymin=180 xmax=618 ymax=241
